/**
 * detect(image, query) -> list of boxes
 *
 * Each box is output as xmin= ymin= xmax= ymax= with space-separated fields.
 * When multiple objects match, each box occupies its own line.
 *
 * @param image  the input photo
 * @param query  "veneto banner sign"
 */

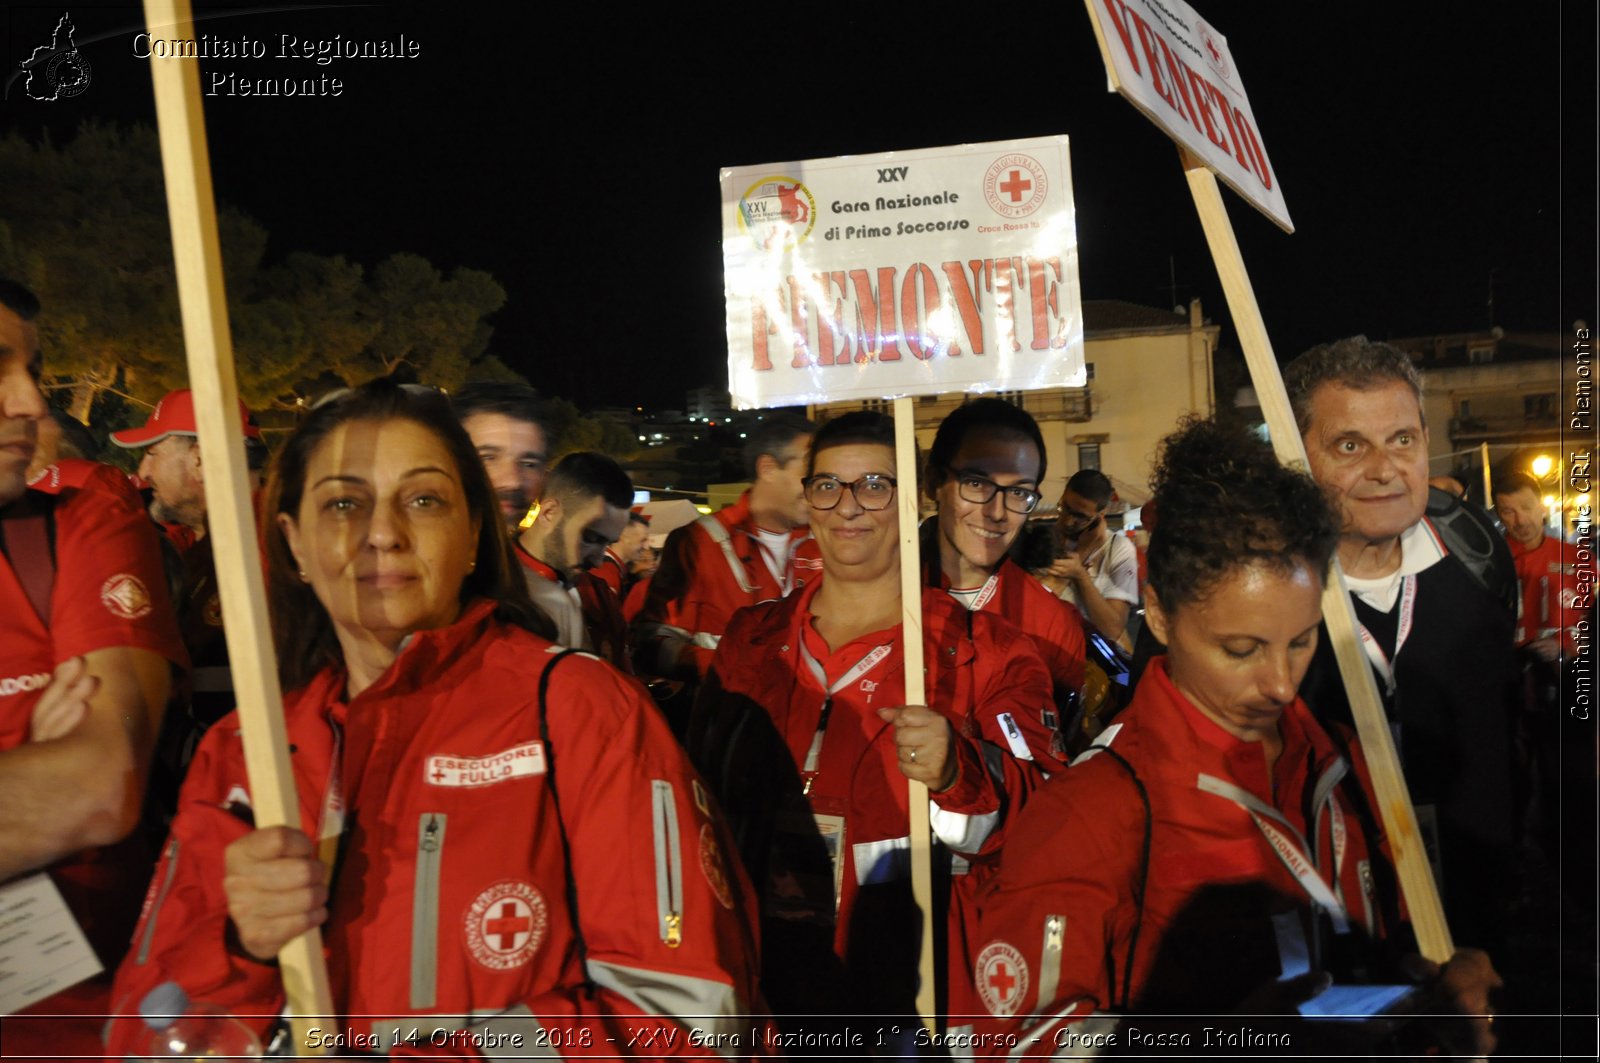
xmin=1084 ymin=0 xmax=1292 ymax=232
xmin=721 ymin=136 xmax=1085 ymax=410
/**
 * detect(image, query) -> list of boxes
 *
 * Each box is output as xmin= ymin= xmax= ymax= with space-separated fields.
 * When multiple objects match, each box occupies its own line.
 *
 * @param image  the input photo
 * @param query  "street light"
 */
xmin=1531 ymin=454 xmax=1555 ymax=479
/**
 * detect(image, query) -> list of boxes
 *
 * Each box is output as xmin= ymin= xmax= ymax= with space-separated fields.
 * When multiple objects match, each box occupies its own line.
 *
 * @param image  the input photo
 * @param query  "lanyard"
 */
xmin=753 ymin=532 xmax=797 ymax=597
xmin=1355 ymin=573 xmax=1416 ymax=698
xmin=797 ymin=640 xmax=893 ymax=792
xmin=1197 ymin=764 xmax=1352 ymax=934
xmin=969 ymin=572 xmax=1000 ymax=611
xmin=316 ymin=719 xmax=347 ymax=876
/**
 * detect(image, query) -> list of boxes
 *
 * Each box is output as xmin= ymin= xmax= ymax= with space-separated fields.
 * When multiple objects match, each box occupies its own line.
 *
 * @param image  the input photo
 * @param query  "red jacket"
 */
xmin=971 ymin=661 xmax=1395 ymax=1049
xmin=1 ymin=462 xmax=186 ymax=1058
xmin=633 ymin=492 xmax=821 ymax=679
xmin=931 ymin=555 xmax=1087 ymax=717
xmin=693 ymin=581 xmax=1055 ymax=1018
xmin=109 ymin=601 xmax=767 ymax=1058
xmin=1508 ymin=532 xmax=1595 ymax=655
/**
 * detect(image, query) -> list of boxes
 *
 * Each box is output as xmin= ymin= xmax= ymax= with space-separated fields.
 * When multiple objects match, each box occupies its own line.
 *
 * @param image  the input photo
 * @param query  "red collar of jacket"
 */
xmin=294 ymin=597 xmax=507 ymax=713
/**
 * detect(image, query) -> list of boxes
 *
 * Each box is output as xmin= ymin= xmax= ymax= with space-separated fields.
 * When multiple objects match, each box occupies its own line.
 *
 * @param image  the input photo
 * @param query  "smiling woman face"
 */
xmin=808 ymin=442 xmax=899 ymax=583
xmin=279 ymin=417 xmax=480 ymax=656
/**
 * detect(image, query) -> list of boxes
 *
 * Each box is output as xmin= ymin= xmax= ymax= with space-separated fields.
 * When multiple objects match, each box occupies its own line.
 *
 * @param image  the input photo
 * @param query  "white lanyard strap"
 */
xmin=797 ymin=641 xmax=893 ymax=777
xmin=316 ymin=720 xmax=346 ymax=873
xmin=1356 ymin=573 xmax=1416 ymax=697
xmin=969 ymin=572 xmax=1000 ymax=611
xmin=1197 ymin=771 xmax=1351 ymax=933
xmin=753 ymin=533 xmax=796 ymax=596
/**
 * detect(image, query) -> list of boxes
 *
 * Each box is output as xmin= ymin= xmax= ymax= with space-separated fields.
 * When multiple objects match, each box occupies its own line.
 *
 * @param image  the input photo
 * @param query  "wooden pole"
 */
xmin=1181 ymin=151 xmax=1454 ymax=961
xmin=893 ymin=396 xmax=938 ymax=1028
xmin=143 ymin=0 xmax=334 ymax=1048
xmin=1481 ymin=441 xmax=1494 ymax=504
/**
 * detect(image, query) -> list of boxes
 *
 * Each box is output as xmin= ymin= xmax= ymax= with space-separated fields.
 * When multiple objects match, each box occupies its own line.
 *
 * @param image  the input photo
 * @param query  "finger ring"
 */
xmin=909 ymin=748 xmax=918 ymax=763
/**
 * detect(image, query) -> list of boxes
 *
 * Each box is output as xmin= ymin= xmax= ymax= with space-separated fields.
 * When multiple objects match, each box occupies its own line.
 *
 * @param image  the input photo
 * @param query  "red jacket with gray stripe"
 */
xmin=632 ymin=492 xmax=822 ymax=679
xmin=690 ymin=581 xmax=1057 ymax=1018
xmin=109 ymin=600 xmax=767 ymax=1057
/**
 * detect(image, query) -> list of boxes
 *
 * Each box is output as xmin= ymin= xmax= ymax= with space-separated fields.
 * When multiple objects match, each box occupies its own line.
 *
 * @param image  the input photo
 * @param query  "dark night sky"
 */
xmin=3 ymin=2 xmax=1594 ymax=407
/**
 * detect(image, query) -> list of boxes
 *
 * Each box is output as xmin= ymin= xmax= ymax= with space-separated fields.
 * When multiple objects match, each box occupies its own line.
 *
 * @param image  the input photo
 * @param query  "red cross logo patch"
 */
xmin=464 ymin=881 xmax=549 ymax=971
xmin=982 ymin=154 xmax=1048 ymax=220
xmin=975 ymin=941 xmax=1029 ymax=1017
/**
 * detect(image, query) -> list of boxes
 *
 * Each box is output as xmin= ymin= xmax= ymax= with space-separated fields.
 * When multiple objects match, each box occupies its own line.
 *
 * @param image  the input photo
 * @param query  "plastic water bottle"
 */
xmin=139 ymin=981 xmax=263 ymax=1060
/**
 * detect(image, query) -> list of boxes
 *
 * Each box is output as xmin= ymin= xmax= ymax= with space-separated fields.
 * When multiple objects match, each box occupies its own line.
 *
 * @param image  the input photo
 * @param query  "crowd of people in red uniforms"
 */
xmin=1 ymin=271 xmax=1586 ymax=1059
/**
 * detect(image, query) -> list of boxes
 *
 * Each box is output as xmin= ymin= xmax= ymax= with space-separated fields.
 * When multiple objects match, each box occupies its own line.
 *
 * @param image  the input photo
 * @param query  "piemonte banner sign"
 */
xmin=721 ymin=135 xmax=1085 ymax=410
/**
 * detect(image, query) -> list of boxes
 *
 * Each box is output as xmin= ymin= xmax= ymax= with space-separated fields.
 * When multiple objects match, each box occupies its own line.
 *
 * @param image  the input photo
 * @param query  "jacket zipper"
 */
xmin=412 ymin=812 xmax=447 ymax=1007
xmin=1034 ymin=914 xmax=1064 ymax=1016
xmin=136 ymin=838 xmax=182 ymax=964
xmin=650 ymin=780 xmax=683 ymax=947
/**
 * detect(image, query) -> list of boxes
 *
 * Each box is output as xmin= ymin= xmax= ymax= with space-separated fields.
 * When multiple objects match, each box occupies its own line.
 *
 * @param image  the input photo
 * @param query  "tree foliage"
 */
xmin=0 ymin=123 xmax=509 ymax=424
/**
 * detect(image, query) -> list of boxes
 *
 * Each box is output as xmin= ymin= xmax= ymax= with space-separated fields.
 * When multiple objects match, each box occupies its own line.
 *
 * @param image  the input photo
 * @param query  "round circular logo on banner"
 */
xmin=983 ymin=155 xmax=1047 ymax=219
xmin=737 ymin=175 xmax=816 ymax=250
xmin=1196 ymin=20 xmax=1232 ymax=82
xmin=464 ymin=880 xmax=549 ymax=971
xmin=975 ymin=940 xmax=1029 ymax=1017
xmin=100 ymin=573 xmax=152 ymax=619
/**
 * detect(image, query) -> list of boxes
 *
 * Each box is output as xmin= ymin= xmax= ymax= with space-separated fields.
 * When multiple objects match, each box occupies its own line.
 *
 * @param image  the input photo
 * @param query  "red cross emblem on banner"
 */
xmin=999 ymin=170 xmax=1032 ymax=203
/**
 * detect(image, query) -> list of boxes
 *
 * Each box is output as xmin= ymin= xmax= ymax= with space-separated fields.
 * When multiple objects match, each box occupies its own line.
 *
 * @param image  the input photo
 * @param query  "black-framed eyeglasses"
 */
xmin=803 ymin=474 xmax=897 ymax=511
xmin=953 ymin=472 xmax=1042 ymax=515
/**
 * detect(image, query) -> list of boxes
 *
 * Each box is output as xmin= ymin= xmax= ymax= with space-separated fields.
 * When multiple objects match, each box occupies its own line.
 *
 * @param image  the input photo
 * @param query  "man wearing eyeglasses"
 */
xmin=925 ymin=398 xmax=1085 ymax=718
xmin=1039 ymin=469 xmax=1139 ymax=646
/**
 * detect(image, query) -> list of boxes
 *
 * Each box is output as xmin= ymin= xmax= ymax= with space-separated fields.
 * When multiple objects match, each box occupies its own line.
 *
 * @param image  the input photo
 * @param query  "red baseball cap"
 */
xmin=110 ymin=389 xmax=263 ymax=448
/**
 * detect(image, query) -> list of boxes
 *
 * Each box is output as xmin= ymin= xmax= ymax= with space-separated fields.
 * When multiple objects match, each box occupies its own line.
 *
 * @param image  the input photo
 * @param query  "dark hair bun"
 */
xmin=1146 ymin=417 xmax=1339 ymax=608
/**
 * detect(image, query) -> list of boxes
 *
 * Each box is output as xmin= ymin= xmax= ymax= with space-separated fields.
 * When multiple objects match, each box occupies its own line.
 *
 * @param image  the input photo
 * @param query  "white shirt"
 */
xmin=1342 ymin=519 xmax=1446 ymax=613
xmin=1055 ymin=530 xmax=1140 ymax=612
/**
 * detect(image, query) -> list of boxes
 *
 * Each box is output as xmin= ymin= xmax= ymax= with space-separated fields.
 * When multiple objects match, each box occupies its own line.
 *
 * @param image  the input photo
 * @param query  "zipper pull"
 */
xmin=1045 ymin=914 xmax=1064 ymax=952
xmin=420 ymin=815 xmax=440 ymax=853
xmin=664 ymin=912 xmax=682 ymax=948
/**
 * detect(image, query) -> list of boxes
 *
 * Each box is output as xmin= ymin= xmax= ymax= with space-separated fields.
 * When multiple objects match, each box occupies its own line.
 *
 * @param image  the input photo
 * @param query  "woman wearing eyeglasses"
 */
xmin=690 ymin=411 xmax=1053 ymax=1034
xmin=107 ymin=380 xmax=765 ymax=1057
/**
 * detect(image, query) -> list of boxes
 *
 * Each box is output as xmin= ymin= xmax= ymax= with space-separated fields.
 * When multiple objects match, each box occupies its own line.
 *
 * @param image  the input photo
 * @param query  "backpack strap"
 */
xmin=0 ymin=491 xmax=58 ymax=626
xmin=695 ymin=515 xmax=758 ymax=595
xmin=1424 ymin=486 xmax=1518 ymax=615
xmin=537 ymin=648 xmax=589 ymax=962
xmin=1080 ymin=740 xmax=1150 ymax=1012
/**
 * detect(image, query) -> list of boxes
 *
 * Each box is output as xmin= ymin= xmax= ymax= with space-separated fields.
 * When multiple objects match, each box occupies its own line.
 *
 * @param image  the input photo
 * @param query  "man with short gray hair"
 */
xmin=1286 ymin=335 xmax=1518 ymax=951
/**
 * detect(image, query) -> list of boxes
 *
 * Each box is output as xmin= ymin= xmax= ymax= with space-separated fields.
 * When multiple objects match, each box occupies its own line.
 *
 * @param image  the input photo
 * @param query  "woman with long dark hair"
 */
xmin=109 ymin=380 xmax=764 ymax=1057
